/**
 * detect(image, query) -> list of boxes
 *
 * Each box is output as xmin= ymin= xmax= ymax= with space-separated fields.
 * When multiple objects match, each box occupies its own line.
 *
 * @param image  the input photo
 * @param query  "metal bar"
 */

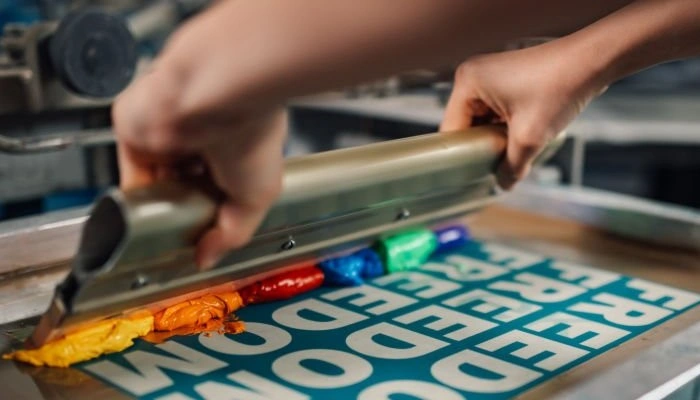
xmin=571 ymin=135 xmax=586 ymax=186
xmin=549 ymin=319 xmax=700 ymax=400
xmin=503 ymin=183 xmax=700 ymax=253
xmin=31 ymin=126 xmax=518 ymax=345
xmin=0 ymin=129 xmax=114 ymax=153
xmin=0 ymin=208 xmax=88 ymax=276
xmin=127 ymin=0 xmax=211 ymax=41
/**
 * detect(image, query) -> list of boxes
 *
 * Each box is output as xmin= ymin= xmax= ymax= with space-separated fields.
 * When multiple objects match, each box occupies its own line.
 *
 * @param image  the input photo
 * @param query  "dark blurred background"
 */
xmin=0 ymin=1 xmax=698 ymax=221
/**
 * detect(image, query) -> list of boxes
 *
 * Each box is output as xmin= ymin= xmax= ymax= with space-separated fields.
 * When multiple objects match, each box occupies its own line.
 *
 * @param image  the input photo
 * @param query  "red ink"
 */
xmin=240 ymin=265 xmax=325 ymax=305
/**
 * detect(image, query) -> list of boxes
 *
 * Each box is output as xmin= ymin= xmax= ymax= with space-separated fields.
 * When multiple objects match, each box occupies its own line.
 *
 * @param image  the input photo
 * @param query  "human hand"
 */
xmin=112 ymin=66 xmax=287 ymax=270
xmin=440 ymin=39 xmax=608 ymax=189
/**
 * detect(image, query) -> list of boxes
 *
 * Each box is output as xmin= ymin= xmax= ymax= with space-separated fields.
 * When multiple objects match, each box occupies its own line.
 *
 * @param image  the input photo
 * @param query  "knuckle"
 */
xmin=455 ymin=55 xmax=487 ymax=81
xmin=112 ymin=88 xmax=191 ymax=155
xmin=454 ymin=62 xmax=475 ymax=84
xmin=513 ymin=136 xmax=544 ymax=153
xmin=521 ymin=140 xmax=543 ymax=154
xmin=145 ymin=107 xmax=192 ymax=154
xmin=147 ymin=130 xmax=183 ymax=154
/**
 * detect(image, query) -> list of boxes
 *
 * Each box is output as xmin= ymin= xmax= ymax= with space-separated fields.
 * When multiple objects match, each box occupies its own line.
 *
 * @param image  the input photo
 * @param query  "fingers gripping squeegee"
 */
xmin=30 ymin=125 xmax=564 ymax=348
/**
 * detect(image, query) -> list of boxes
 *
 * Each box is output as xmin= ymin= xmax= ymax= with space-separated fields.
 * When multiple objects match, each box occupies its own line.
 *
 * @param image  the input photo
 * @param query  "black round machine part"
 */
xmin=49 ymin=8 xmax=137 ymax=98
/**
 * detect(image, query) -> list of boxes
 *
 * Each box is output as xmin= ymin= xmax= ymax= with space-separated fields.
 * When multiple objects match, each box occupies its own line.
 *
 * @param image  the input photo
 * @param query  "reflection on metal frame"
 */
xmin=505 ymin=183 xmax=700 ymax=253
xmin=0 ymin=128 xmax=114 ymax=153
xmin=547 ymin=318 xmax=700 ymax=400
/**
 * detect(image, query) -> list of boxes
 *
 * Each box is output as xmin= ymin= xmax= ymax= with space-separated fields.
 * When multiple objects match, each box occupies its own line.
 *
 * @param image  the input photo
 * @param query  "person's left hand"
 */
xmin=112 ymin=64 xmax=288 ymax=270
xmin=441 ymin=39 xmax=608 ymax=189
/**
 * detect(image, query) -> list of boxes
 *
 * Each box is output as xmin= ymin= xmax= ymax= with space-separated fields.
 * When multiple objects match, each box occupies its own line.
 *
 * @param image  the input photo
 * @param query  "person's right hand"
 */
xmin=112 ymin=65 xmax=287 ymax=270
xmin=441 ymin=39 xmax=609 ymax=190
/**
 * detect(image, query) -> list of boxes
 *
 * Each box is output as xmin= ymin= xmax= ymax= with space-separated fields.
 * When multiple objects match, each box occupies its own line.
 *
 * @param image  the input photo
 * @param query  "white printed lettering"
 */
xmin=431 ymin=349 xmax=542 ymax=393
xmin=394 ymin=304 xmax=497 ymax=341
xmin=194 ymin=371 xmax=309 ymax=400
xmin=84 ymin=342 xmax=226 ymax=396
xmin=272 ymin=349 xmax=372 ymax=388
xmin=322 ymin=285 xmax=417 ymax=315
xmin=272 ymin=298 xmax=367 ymax=330
xmin=569 ymin=293 xmax=672 ymax=326
xmin=549 ymin=261 xmax=619 ymax=289
xmin=627 ymin=279 xmax=700 ymax=311
xmin=481 ymin=243 xmax=544 ymax=269
xmin=372 ymin=271 xmax=461 ymax=298
xmin=443 ymin=289 xmax=541 ymax=322
xmin=489 ymin=273 xmax=586 ymax=303
xmin=525 ymin=312 xmax=630 ymax=349
xmin=199 ymin=322 xmax=291 ymax=355
xmin=477 ymin=329 xmax=588 ymax=371
xmin=423 ymin=256 xmax=509 ymax=281
xmin=156 ymin=394 xmax=193 ymax=400
xmin=346 ymin=322 xmax=447 ymax=359
xmin=358 ymin=380 xmax=465 ymax=400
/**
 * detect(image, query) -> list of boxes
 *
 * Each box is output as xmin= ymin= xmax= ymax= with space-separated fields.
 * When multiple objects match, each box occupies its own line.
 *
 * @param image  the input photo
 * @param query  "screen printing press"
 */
xmin=0 ymin=127 xmax=698 ymax=400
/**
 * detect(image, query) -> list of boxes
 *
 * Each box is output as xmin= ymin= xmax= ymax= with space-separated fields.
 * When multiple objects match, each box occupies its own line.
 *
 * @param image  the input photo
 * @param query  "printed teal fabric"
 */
xmin=79 ymin=240 xmax=700 ymax=400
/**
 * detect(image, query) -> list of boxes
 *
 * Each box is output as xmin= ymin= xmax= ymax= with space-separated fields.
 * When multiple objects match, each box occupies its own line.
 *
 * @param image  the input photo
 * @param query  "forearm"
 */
xmin=566 ymin=0 xmax=700 ymax=88
xmin=158 ymin=0 xmax=633 ymax=121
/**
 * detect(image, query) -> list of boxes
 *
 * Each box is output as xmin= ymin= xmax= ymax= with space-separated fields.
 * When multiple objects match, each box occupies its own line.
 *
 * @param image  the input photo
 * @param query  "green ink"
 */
xmin=374 ymin=228 xmax=438 ymax=273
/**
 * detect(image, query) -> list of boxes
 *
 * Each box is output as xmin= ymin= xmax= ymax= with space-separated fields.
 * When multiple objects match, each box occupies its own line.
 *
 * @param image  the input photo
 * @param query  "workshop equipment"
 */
xmin=0 ymin=2 xmax=211 ymax=154
xmin=1 ymin=125 xmax=698 ymax=400
xmin=30 ymin=125 xmax=557 ymax=348
xmin=0 ymin=3 xmax=213 ymax=210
